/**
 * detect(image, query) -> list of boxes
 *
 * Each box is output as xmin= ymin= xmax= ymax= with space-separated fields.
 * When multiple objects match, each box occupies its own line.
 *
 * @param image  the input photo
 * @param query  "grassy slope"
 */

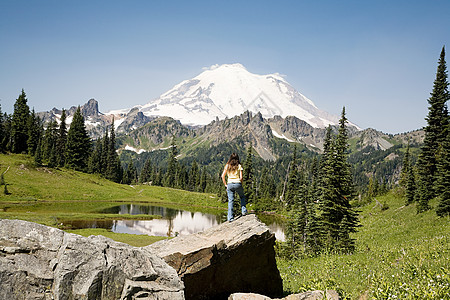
xmin=278 ymin=193 xmax=450 ymax=299
xmin=0 ymin=153 xmax=222 ymax=206
xmin=0 ymin=153 xmax=225 ymax=246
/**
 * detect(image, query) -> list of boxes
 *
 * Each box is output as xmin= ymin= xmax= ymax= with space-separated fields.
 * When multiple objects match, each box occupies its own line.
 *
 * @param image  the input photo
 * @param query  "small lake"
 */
xmin=64 ymin=204 xmax=286 ymax=241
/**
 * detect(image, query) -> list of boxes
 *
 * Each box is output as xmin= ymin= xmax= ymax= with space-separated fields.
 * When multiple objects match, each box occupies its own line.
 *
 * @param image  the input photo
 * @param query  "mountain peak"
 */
xmin=203 ymin=63 xmax=247 ymax=71
xmin=139 ymin=64 xmax=340 ymax=128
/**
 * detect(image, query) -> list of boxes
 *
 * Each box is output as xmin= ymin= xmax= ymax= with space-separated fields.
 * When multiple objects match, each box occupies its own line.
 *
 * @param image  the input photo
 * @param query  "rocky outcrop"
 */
xmin=0 ymin=219 xmax=184 ymax=300
xmin=116 ymin=107 xmax=153 ymax=134
xmin=196 ymin=111 xmax=276 ymax=160
xmin=124 ymin=116 xmax=193 ymax=148
xmin=145 ymin=214 xmax=283 ymax=300
xmin=81 ymin=98 xmax=100 ymax=117
xmin=228 ymin=290 xmax=339 ymax=300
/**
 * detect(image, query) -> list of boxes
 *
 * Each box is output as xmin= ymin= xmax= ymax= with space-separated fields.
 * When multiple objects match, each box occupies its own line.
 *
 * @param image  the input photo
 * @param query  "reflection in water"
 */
xmin=267 ymin=223 xmax=285 ymax=241
xmin=64 ymin=204 xmax=285 ymax=241
xmin=112 ymin=210 xmax=221 ymax=237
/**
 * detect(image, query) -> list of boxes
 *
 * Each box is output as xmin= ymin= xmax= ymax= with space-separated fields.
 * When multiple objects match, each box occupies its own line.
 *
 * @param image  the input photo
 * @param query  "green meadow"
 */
xmin=0 ymin=153 xmax=225 ymax=246
xmin=1 ymin=153 xmax=449 ymax=299
xmin=278 ymin=194 xmax=450 ymax=299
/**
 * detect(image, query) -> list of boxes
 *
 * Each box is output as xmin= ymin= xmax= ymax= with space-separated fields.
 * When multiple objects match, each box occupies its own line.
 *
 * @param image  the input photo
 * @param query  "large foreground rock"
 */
xmin=145 ymin=214 xmax=283 ymax=300
xmin=0 ymin=219 xmax=184 ymax=300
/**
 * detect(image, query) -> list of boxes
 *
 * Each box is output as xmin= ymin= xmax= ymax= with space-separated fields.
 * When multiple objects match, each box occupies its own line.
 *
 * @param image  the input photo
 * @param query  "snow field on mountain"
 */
xmin=138 ymin=63 xmax=339 ymax=128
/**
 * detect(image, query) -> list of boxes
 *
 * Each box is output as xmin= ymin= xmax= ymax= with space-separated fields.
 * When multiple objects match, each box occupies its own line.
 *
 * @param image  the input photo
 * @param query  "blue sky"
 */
xmin=1 ymin=0 xmax=449 ymax=134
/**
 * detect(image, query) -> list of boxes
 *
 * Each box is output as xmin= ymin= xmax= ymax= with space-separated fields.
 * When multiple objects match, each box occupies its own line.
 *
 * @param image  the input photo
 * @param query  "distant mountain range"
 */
xmin=37 ymin=64 xmax=424 ymax=159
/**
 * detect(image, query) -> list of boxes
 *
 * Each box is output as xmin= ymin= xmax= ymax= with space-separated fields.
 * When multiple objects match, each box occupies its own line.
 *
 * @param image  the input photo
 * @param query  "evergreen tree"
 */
xmin=177 ymin=164 xmax=188 ymax=189
xmin=406 ymin=167 xmax=417 ymax=207
xmin=259 ymin=167 xmax=276 ymax=201
xmin=285 ymin=145 xmax=299 ymax=209
xmin=88 ymin=138 xmax=103 ymax=174
xmin=56 ymin=109 xmax=68 ymax=167
xmin=100 ymin=132 xmax=110 ymax=175
xmin=317 ymin=125 xmax=335 ymax=235
xmin=140 ymin=158 xmax=153 ymax=184
xmin=318 ymin=108 xmax=359 ymax=253
xmin=1 ymin=112 xmax=12 ymax=152
xmin=106 ymin=118 xmax=121 ymax=182
xmin=34 ymin=123 xmax=44 ymax=166
xmin=48 ymin=143 xmax=57 ymax=168
xmin=11 ymin=89 xmax=30 ymax=153
xmin=404 ymin=144 xmax=416 ymax=205
xmin=436 ymin=124 xmax=450 ymax=216
xmin=399 ymin=142 xmax=411 ymax=189
xmin=165 ymin=136 xmax=178 ymax=188
xmin=366 ymin=177 xmax=377 ymax=200
xmin=199 ymin=168 xmax=207 ymax=192
xmin=152 ymin=167 xmax=162 ymax=186
xmin=65 ymin=106 xmax=91 ymax=171
xmin=188 ymin=160 xmax=199 ymax=191
xmin=26 ymin=109 xmax=41 ymax=156
xmin=416 ymin=46 xmax=450 ymax=212
xmin=123 ymin=161 xmax=138 ymax=185
xmin=42 ymin=120 xmax=58 ymax=163
xmin=286 ymin=161 xmax=322 ymax=257
xmin=243 ymin=142 xmax=256 ymax=203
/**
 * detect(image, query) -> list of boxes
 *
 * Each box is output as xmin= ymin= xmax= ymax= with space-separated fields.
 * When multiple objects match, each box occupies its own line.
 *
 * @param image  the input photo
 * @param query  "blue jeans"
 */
xmin=227 ymin=182 xmax=247 ymax=221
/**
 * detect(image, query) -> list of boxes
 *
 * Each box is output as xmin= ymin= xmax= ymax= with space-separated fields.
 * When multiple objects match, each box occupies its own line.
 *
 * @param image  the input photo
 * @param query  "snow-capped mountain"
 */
xmin=136 ymin=63 xmax=339 ymax=128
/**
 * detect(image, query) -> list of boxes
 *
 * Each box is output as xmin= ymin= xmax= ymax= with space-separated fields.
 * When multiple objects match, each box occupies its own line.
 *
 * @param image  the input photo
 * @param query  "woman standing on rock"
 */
xmin=221 ymin=153 xmax=247 ymax=221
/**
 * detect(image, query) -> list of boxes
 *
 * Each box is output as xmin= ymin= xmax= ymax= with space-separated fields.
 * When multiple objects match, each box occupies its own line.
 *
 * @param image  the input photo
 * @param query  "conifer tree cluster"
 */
xmin=88 ymin=119 xmax=123 ymax=182
xmin=128 ymin=136 xmax=216 ymax=192
xmin=1 ymin=90 xmax=71 ymax=169
xmin=286 ymin=108 xmax=360 ymax=256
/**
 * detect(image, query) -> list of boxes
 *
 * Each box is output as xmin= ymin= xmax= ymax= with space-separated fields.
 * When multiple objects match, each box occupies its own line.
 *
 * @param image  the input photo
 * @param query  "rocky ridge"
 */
xmin=37 ymin=99 xmax=423 ymax=160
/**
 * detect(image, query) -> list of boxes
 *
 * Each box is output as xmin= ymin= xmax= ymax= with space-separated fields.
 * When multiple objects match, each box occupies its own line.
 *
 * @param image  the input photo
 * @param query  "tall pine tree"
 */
xmin=26 ymin=109 xmax=41 ymax=156
xmin=318 ymin=108 xmax=359 ymax=253
xmin=165 ymin=136 xmax=178 ymax=188
xmin=56 ymin=109 xmax=68 ymax=167
xmin=404 ymin=144 xmax=416 ymax=205
xmin=1 ymin=112 xmax=12 ymax=152
xmin=42 ymin=120 xmax=58 ymax=164
xmin=284 ymin=145 xmax=300 ymax=209
xmin=187 ymin=160 xmax=199 ymax=191
xmin=416 ymin=46 xmax=450 ymax=212
xmin=88 ymin=138 xmax=103 ymax=174
xmin=65 ymin=106 xmax=91 ymax=171
xmin=11 ymin=89 xmax=30 ymax=153
xmin=105 ymin=118 xmax=122 ymax=182
xmin=140 ymin=158 xmax=153 ymax=184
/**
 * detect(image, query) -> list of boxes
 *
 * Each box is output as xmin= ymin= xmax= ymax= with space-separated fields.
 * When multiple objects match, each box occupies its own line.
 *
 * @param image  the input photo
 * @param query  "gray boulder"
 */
xmin=0 ymin=219 xmax=184 ymax=300
xmin=145 ymin=214 xmax=283 ymax=300
xmin=228 ymin=290 xmax=340 ymax=300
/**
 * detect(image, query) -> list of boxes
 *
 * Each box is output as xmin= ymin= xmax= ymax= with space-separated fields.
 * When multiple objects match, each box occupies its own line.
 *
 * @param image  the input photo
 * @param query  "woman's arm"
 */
xmin=221 ymin=165 xmax=228 ymax=187
xmin=239 ymin=169 xmax=243 ymax=184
